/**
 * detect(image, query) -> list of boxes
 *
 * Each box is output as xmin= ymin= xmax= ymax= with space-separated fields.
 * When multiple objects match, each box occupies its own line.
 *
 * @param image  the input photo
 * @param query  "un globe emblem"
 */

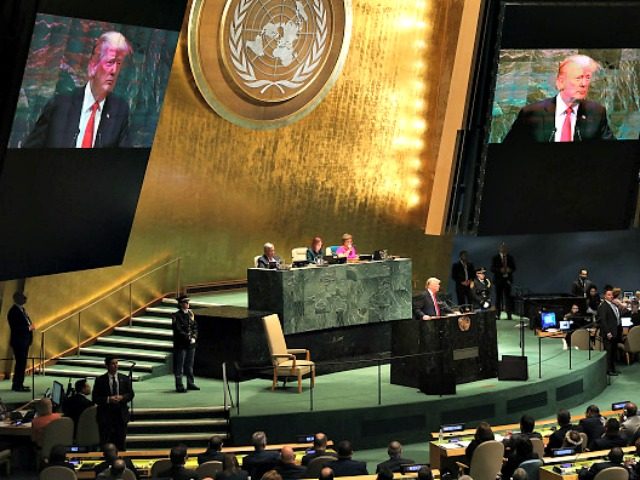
xmin=188 ymin=0 xmax=351 ymax=129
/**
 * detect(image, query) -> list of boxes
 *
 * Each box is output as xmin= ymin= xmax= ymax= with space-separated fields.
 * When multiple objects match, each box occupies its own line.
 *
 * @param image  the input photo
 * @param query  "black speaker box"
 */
xmin=498 ymin=355 xmax=528 ymax=381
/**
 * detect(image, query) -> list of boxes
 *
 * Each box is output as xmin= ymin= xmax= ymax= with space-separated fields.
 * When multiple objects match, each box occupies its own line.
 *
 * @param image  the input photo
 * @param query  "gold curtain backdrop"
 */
xmin=1 ymin=0 xmax=465 ymax=374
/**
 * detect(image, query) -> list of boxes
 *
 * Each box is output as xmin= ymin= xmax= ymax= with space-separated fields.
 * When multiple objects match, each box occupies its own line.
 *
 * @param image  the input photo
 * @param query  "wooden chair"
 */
xmin=262 ymin=314 xmax=315 ymax=393
xmin=40 ymin=466 xmax=77 ymax=480
xmin=196 ymin=460 xmax=223 ymax=478
xmin=75 ymin=405 xmax=99 ymax=447
xmin=456 ymin=440 xmax=504 ymax=480
xmin=593 ymin=466 xmax=629 ymax=480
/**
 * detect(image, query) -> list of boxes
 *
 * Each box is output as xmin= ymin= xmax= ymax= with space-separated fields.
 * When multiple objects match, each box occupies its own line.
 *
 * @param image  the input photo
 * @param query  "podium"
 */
xmin=390 ymin=311 xmax=498 ymax=394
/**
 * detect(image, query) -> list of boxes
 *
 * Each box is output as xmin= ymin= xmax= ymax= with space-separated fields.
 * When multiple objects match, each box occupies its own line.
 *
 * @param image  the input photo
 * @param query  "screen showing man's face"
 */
xmin=90 ymin=47 xmax=127 ymax=101
xmin=558 ymin=63 xmax=593 ymax=105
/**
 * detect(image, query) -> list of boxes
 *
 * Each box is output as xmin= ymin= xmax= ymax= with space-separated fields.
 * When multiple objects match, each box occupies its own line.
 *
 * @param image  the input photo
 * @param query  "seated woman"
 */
xmin=465 ymin=422 xmax=495 ymax=466
xmin=306 ymin=236 xmax=324 ymax=264
xmin=257 ymin=243 xmax=282 ymax=269
xmin=336 ymin=233 xmax=358 ymax=259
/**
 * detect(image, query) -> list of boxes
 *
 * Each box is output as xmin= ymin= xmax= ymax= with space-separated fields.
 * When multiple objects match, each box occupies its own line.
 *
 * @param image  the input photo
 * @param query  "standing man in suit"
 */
xmin=23 ymin=31 xmax=132 ymax=148
xmin=451 ymin=251 xmax=475 ymax=306
xmin=172 ymin=295 xmax=199 ymax=393
xmin=7 ymin=291 xmax=35 ymax=392
xmin=598 ymin=287 xmax=623 ymax=376
xmin=491 ymin=243 xmax=516 ymax=320
xmin=92 ymin=355 xmax=135 ymax=451
xmin=571 ymin=268 xmax=594 ymax=298
xmin=504 ymin=55 xmax=615 ymax=143
xmin=413 ymin=278 xmax=453 ymax=320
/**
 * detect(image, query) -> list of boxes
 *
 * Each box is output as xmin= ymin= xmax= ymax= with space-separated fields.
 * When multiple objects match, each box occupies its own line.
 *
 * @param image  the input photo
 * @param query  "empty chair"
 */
xmin=254 ymin=255 xmax=261 ymax=267
xmin=325 ymin=246 xmax=339 ymax=256
xmin=457 ymin=440 xmax=505 ymax=480
xmin=593 ymin=466 xmax=629 ymax=480
xmin=150 ymin=458 xmax=173 ymax=478
xmin=621 ymin=326 xmax=640 ymax=364
xmin=305 ymin=455 xmax=337 ymax=478
xmin=530 ymin=437 xmax=544 ymax=459
xmin=571 ymin=329 xmax=591 ymax=350
xmin=75 ymin=404 xmax=99 ymax=447
xmin=197 ymin=460 xmax=223 ymax=478
xmin=518 ymin=458 xmax=543 ymax=480
xmin=40 ymin=465 xmax=77 ymax=480
xmin=40 ymin=417 xmax=74 ymax=463
xmin=262 ymin=314 xmax=315 ymax=393
xmin=291 ymin=247 xmax=308 ymax=262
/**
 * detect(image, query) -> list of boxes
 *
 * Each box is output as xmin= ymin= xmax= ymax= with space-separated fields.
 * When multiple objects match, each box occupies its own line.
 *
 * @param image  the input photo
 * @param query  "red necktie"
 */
xmin=434 ymin=293 xmax=440 ymax=316
xmin=560 ymin=107 xmax=573 ymax=142
xmin=81 ymin=102 xmax=100 ymax=148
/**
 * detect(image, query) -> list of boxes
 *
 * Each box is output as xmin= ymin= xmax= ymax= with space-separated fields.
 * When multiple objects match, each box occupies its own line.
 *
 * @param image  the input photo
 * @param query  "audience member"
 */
xmin=546 ymin=409 xmax=575 ymax=455
xmin=45 ymin=444 xmax=76 ymax=471
xmin=261 ymin=471 xmax=283 ymax=480
xmin=512 ymin=468 xmax=529 ymax=480
xmin=621 ymin=402 xmax=640 ymax=442
xmin=318 ymin=467 xmax=334 ymax=480
xmin=466 ymin=422 xmax=495 ymax=465
xmin=31 ymin=398 xmax=62 ymax=447
xmin=578 ymin=405 xmax=605 ymax=446
xmin=376 ymin=467 xmax=394 ymax=480
xmin=275 ymin=446 xmax=307 ymax=480
xmin=62 ymin=378 xmax=94 ymax=435
xmin=94 ymin=443 xmax=139 ymax=479
xmin=217 ymin=454 xmax=249 ymax=480
xmin=242 ymin=431 xmax=280 ymax=480
xmin=502 ymin=436 xmax=538 ymax=479
xmin=326 ymin=440 xmax=368 ymax=476
xmin=590 ymin=418 xmax=627 ymax=451
xmin=562 ymin=430 xmax=584 ymax=452
xmin=156 ymin=444 xmax=200 ymax=480
xmin=301 ymin=433 xmax=336 ymax=466
xmin=417 ymin=466 xmax=434 ymax=480
xmin=586 ymin=286 xmax=600 ymax=315
xmin=571 ymin=269 xmax=594 ymax=298
xmin=198 ymin=435 xmax=225 ymax=465
xmin=375 ymin=440 xmax=415 ymax=473
xmin=96 ymin=458 xmax=127 ymax=480
xmin=578 ymin=447 xmax=626 ymax=480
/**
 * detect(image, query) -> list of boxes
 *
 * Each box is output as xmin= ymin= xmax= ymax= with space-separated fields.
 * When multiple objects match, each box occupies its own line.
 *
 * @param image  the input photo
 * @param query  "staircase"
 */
xmin=44 ymin=304 xmax=177 ymax=381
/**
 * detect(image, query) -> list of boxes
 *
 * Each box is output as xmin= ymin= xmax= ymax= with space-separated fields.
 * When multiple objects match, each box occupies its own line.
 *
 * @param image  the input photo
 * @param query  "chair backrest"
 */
xmin=530 ymin=437 xmax=544 ymax=459
xmin=469 ymin=440 xmax=505 ymax=480
xmin=253 ymin=255 xmax=262 ymax=268
xmin=325 ymin=246 xmax=339 ymax=256
xmin=579 ymin=432 xmax=589 ymax=451
xmin=291 ymin=247 xmax=307 ymax=262
xmin=41 ymin=417 xmax=74 ymax=461
xmin=305 ymin=455 xmax=337 ymax=477
xmin=518 ymin=458 xmax=543 ymax=480
xmin=593 ymin=466 xmax=629 ymax=480
xmin=40 ymin=466 xmax=77 ymax=480
xmin=196 ymin=460 xmax=223 ymax=477
xmin=150 ymin=458 xmax=173 ymax=478
xmin=263 ymin=314 xmax=288 ymax=364
xmin=571 ymin=329 xmax=591 ymax=350
xmin=75 ymin=404 xmax=99 ymax=446
xmin=122 ymin=468 xmax=136 ymax=480
xmin=626 ymin=326 xmax=640 ymax=352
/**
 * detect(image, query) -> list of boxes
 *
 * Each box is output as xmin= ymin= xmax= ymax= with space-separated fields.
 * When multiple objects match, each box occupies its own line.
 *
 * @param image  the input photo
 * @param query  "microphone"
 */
xmin=72 ymin=129 xmax=80 ymax=146
xmin=548 ymin=128 xmax=557 ymax=142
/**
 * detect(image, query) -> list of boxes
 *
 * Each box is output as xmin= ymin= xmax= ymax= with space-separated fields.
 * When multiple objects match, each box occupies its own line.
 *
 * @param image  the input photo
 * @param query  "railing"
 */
xmin=38 ymin=257 xmax=182 ymax=373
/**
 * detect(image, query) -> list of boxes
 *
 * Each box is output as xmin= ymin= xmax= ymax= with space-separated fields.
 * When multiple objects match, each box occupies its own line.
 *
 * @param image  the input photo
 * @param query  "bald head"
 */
xmin=281 ymin=446 xmax=295 ymax=464
xmin=314 ymin=433 xmax=328 ymax=449
xmin=388 ymin=441 xmax=402 ymax=458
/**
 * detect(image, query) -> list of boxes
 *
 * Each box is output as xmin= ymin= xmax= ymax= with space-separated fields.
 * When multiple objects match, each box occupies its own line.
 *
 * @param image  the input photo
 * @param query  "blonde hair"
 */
xmin=88 ymin=31 xmax=132 ymax=76
xmin=557 ymin=55 xmax=600 ymax=78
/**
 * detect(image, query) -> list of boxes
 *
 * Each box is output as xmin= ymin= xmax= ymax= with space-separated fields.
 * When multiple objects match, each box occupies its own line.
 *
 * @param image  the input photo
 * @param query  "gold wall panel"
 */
xmin=1 ymin=0 xmax=465 ymax=368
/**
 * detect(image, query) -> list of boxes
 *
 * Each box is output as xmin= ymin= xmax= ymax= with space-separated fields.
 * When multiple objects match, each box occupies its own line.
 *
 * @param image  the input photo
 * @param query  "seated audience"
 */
xmin=586 ymin=286 xmax=600 ymax=315
xmin=45 ymin=444 xmax=76 ymax=471
xmin=519 ymin=414 xmax=543 ymax=440
xmin=562 ymin=430 xmax=584 ymax=452
xmin=578 ymin=405 xmax=605 ymax=446
xmin=512 ymin=468 xmax=529 ymax=480
xmin=95 ymin=443 xmax=139 ymax=479
xmin=502 ymin=436 xmax=538 ymax=479
xmin=418 ymin=466 xmax=434 ymax=480
xmin=301 ymin=433 xmax=337 ymax=466
xmin=198 ymin=435 xmax=225 ymax=465
xmin=466 ymin=422 xmax=495 ymax=465
xmin=590 ymin=418 xmax=627 ymax=451
xmin=621 ymin=402 xmax=640 ymax=442
xmin=275 ymin=446 xmax=306 ymax=480
xmin=375 ymin=440 xmax=415 ymax=473
xmin=97 ymin=458 xmax=128 ymax=480
xmin=326 ymin=440 xmax=368 ymax=476
xmin=546 ymin=409 xmax=575 ymax=455
xmin=217 ymin=454 xmax=248 ymax=480
xmin=336 ymin=233 xmax=357 ymax=259
xmin=578 ymin=447 xmax=627 ymax=480
xmin=156 ymin=444 xmax=200 ymax=480
xmin=261 ymin=471 xmax=283 ymax=480
xmin=62 ymin=378 xmax=94 ymax=435
xmin=31 ymin=398 xmax=62 ymax=447
xmin=306 ymin=237 xmax=324 ymax=264
xmin=318 ymin=467 xmax=334 ymax=480
xmin=242 ymin=431 xmax=280 ymax=480
xmin=376 ymin=467 xmax=394 ymax=480
xmin=257 ymin=243 xmax=282 ymax=269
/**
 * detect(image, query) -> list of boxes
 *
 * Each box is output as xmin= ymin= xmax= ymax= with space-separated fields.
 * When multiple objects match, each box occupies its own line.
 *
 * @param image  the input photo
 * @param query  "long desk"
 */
xmin=539 ymin=448 xmax=637 ymax=480
xmin=248 ymin=258 xmax=412 ymax=334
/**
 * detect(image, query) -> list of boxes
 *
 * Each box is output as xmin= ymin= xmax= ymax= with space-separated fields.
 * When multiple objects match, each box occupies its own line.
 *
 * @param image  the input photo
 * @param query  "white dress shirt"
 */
xmin=75 ymin=84 xmax=106 ymax=148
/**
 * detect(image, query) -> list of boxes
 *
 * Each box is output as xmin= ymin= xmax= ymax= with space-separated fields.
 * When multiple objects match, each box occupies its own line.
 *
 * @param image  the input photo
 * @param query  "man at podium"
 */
xmin=413 ymin=277 xmax=454 ymax=320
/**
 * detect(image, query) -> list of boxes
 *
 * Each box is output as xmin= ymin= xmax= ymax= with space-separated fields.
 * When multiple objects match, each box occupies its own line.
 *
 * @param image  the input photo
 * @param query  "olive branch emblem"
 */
xmin=228 ymin=0 xmax=327 ymax=95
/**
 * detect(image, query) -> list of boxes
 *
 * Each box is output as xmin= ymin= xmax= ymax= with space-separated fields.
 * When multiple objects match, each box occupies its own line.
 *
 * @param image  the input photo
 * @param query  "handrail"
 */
xmin=39 ymin=257 xmax=182 ymax=373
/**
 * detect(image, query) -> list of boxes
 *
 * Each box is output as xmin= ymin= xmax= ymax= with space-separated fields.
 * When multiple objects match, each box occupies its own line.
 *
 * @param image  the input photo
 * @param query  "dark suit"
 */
xmin=23 ymin=86 xmax=131 ymax=148
xmin=301 ymin=450 xmax=337 ymax=466
xmin=7 ymin=304 xmax=33 ymax=390
xmin=62 ymin=393 xmax=94 ymax=435
xmin=589 ymin=434 xmax=627 ymax=452
xmin=156 ymin=465 xmax=200 ymax=480
xmin=571 ymin=278 xmax=594 ymax=298
xmin=94 ymin=458 xmax=139 ymax=479
xmin=578 ymin=461 xmax=625 ymax=480
xmin=375 ymin=456 xmax=416 ymax=473
xmin=275 ymin=461 xmax=307 ymax=480
xmin=197 ymin=449 xmax=224 ymax=465
xmin=172 ymin=309 xmax=198 ymax=389
xmin=241 ymin=450 xmax=280 ymax=479
xmin=578 ymin=416 xmax=605 ymax=446
xmin=451 ymin=261 xmax=475 ymax=306
xmin=413 ymin=290 xmax=451 ymax=319
xmin=491 ymin=253 xmax=516 ymax=318
xmin=92 ymin=372 xmax=134 ymax=451
xmin=545 ymin=425 xmax=575 ymax=455
xmin=326 ymin=458 xmax=369 ymax=476
xmin=470 ymin=277 xmax=492 ymax=309
xmin=504 ymin=97 xmax=615 ymax=144
xmin=257 ymin=255 xmax=282 ymax=269
xmin=597 ymin=300 xmax=621 ymax=373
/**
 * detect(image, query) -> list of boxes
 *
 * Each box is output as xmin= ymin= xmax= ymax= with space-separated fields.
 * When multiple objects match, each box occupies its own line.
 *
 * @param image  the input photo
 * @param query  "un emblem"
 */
xmin=188 ymin=0 xmax=352 ymax=129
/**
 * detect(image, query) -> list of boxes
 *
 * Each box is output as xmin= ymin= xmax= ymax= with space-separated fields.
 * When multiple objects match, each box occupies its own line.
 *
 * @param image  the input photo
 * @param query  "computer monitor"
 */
xmin=541 ymin=311 xmax=557 ymax=330
xmin=623 ymin=291 xmax=634 ymax=300
xmin=51 ymin=380 xmax=65 ymax=409
xmin=621 ymin=317 xmax=633 ymax=328
xmin=558 ymin=320 xmax=572 ymax=331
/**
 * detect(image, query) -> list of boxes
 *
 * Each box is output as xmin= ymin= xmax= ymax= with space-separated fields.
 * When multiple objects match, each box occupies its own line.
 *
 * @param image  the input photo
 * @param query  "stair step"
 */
xmin=132 ymin=316 xmax=173 ymax=328
xmin=114 ymin=326 xmax=173 ymax=338
xmin=79 ymin=346 xmax=170 ymax=362
xmin=162 ymin=298 xmax=223 ymax=308
xmin=145 ymin=307 xmax=178 ymax=317
xmin=129 ymin=419 xmax=227 ymax=428
xmin=56 ymin=357 xmax=159 ymax=372
xmin=97 ymin=336 xmax=174 ymax=351
xmin=44 ymin=366 xmax=144 ymax=382
xmin=126 ymin=433 xmax=228 ymax=443
xmin=135 ymin=406 xmax=228 ymax=416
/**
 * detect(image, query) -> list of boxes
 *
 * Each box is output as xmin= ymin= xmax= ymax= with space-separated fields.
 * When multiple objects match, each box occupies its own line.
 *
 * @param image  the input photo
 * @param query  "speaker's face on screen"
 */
xmin=557 ymin=63 xmax=593 ymax=105
xmin=90 ymin=47 xmax=127 ymax=100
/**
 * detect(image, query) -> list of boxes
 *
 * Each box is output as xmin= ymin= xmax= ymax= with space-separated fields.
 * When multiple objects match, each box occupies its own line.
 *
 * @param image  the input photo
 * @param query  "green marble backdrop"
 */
xmin=490 ymin=49 xmax=640 ymax=143
xmin=9 ymin=14 xmax=179 ymax=148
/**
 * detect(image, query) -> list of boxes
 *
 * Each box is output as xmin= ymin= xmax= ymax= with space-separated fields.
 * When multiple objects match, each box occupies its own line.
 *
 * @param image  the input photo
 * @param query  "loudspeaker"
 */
xmin=498 ymin=355 xmax=528 ymax=381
